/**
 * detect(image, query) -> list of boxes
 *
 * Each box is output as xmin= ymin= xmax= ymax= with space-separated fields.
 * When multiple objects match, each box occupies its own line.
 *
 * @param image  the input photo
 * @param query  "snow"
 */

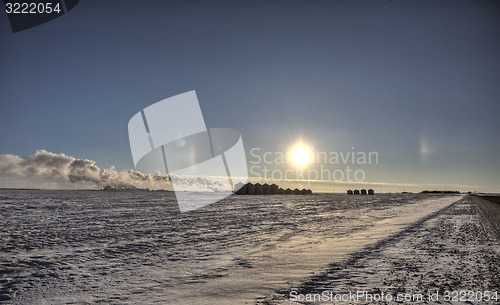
xmin=0 ymin=191 xmax=461 ymax=304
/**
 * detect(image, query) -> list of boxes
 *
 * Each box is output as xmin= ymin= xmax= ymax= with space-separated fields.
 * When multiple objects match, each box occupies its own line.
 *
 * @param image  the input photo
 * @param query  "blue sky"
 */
xmin=1 ymin=0 xmax=499 ymax=192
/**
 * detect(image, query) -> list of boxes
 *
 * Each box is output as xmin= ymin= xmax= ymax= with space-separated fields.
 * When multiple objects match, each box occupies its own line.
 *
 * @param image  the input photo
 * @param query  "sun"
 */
xmin=291 ymin=145 xmax=312 ymax=168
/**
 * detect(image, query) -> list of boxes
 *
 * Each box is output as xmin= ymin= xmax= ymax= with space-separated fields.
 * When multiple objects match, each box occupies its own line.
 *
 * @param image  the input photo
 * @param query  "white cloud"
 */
xmin=0 ymin=150 xmax=226 ymax=191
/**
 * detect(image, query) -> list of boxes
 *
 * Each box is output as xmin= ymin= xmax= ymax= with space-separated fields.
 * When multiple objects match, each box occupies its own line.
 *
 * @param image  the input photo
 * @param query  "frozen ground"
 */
xmin=266 ymin=195 xmax=500 ymax=304
xmin=0 ymin=191 xmax=462 ymax=304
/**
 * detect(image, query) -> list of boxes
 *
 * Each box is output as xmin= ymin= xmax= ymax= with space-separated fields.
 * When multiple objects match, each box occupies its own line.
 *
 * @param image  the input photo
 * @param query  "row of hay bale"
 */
xmin=347 ymin=189 xmax=374 ymax=195
xmin=234 ymin=182 xmax=312 ymax=195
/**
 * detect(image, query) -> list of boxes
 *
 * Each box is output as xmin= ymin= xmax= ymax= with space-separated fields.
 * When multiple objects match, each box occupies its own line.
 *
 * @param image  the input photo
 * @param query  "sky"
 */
xmin=1 ymin=0 xmax=499 ymax=192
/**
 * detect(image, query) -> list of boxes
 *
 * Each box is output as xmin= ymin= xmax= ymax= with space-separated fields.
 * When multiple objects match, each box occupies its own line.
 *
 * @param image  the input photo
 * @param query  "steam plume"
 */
xmin=0 ymin=150 xmax=225 ymax=191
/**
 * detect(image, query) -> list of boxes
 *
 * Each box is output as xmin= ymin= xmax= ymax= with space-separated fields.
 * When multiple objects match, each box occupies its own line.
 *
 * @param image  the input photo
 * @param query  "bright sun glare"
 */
xmin=291 ymin=146 xmax=311 ymax=167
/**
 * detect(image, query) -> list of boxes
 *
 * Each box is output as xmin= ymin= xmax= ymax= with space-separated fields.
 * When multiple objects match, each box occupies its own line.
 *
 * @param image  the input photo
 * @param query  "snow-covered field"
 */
xmin=0 ymin=191 xmax=460 ymax=304
xmin=268 ymin=195 xmax=500 ymax=305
